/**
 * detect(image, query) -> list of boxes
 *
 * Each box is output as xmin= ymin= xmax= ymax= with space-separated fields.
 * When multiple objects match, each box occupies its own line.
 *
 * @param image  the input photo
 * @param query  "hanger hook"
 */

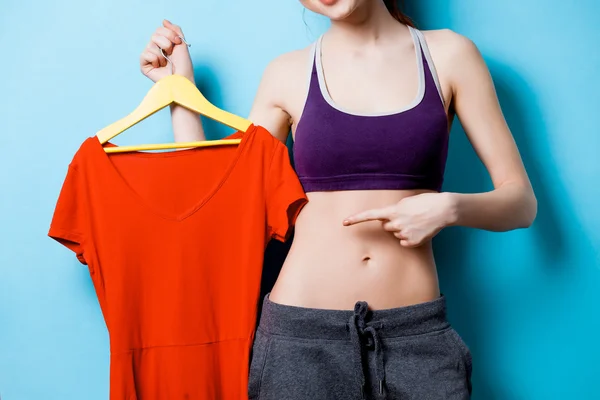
xmin=159 ymin=35 xmax=191 ymax=76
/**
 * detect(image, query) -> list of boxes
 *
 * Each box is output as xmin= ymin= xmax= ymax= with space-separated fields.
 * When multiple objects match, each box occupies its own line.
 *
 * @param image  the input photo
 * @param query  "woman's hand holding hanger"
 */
xmin=139 ymin=19 xmax=205 ymax=142
xmin=140 ymin=20 xmax=194 ymax=84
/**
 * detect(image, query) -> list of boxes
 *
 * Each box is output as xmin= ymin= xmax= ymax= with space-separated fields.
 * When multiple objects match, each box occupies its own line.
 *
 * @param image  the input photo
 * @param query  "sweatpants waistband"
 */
xmin=259 ymin=294 xmax=450 ymax=340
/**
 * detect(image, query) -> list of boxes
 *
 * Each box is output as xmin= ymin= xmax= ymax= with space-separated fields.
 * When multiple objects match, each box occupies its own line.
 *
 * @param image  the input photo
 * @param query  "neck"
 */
xmin=328 ymin=0 xmax=404 ymax=45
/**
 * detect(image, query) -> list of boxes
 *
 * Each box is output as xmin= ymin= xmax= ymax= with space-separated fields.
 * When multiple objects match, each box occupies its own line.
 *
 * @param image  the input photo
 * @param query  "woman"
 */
xmin=140 ymin=0 xmax=536 ymax=398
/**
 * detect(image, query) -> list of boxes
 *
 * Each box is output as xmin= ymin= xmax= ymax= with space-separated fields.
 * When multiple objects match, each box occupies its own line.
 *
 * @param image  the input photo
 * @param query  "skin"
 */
xmin=140 ymin=0 xmax=537 ymax=310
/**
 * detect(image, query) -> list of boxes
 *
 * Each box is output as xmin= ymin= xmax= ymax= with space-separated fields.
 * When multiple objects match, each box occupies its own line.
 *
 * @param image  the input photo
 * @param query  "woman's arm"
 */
xmin=141 ymin=21 xmax=293 ymax=144
xmin=140 ymin=20 xmax=206 ymax=142
xmin=445 ymin=31 xmax=537 ymax=231
xmin=169 ymin=104 xmax=206 ymax=142
xmin=344 ymin=30 xmax=537 ymax=245
xmin=249 ymin=52 xmax=306 ymax=143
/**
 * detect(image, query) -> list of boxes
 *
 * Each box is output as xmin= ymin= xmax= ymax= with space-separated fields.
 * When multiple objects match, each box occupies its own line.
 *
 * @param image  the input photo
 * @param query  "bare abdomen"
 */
xmin=270 ymin=190 xmax=441 ymax=310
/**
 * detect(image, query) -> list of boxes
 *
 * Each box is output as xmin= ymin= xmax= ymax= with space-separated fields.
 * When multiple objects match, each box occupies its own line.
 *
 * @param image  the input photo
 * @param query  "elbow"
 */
xmin=517 ymin=190 xmax=538 ymax=229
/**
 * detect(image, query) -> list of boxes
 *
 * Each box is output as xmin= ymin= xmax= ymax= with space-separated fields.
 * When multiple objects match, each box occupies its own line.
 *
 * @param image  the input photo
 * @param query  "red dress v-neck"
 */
xmin=48 ymin=125 xmax=307 ymax=399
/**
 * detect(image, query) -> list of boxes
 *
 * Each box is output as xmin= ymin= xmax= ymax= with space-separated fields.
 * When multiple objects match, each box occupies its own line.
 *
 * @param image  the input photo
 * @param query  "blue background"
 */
xmin=1 ymin=1 xmax=598 ymax=399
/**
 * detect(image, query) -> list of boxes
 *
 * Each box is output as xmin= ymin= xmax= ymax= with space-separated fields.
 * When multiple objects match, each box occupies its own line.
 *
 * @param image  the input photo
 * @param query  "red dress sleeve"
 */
xmin=48 ymin=163 xmax=88 ymax=264
xmin=265 ymin=141 xmax=308 ymax=242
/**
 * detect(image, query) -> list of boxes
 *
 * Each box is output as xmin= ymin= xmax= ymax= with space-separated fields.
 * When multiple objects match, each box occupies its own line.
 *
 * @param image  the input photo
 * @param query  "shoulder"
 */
xmin=258 ymin=45 xmax=313 ymax=100
xmin=421 ymin=29 xmax=477 ymax=53
xmin=421 ymin=28 xmax=480 ymax=56
xmin=263 ymin=45 xmax=313 ymax=79
xmin=251 ymin=44 xmax=315 ymax=138
xmin=420 ymin=29 xmax=486 ymax=85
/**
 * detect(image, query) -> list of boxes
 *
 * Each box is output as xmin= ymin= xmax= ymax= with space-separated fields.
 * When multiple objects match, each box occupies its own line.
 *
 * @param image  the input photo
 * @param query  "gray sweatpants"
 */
xmin=249 ymin=295 xmax=472 ymax=400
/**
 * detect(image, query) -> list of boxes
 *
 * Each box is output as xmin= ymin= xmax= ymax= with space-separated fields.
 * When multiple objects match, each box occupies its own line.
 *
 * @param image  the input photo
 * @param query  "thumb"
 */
xmin=400 ymin=239 xmax=421 ymax=248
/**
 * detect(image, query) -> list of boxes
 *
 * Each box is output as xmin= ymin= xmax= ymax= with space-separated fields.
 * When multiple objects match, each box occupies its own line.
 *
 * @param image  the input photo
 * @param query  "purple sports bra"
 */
xmin=293 ymin=26 xmax=449 ymax=193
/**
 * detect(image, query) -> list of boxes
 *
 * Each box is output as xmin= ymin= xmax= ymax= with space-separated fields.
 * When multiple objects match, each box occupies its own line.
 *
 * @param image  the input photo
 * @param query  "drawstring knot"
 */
xmin=349 ymin=301 xmax=387 ymax=399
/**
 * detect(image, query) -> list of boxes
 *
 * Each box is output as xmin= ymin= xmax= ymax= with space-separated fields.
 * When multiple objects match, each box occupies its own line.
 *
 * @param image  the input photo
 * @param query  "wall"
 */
xmin=0 ymin=1 xmax=597 ymax=399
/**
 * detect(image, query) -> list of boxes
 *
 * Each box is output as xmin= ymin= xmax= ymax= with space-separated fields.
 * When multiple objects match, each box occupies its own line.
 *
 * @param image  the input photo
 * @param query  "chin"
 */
xmin=300 ymin=0 xmax=363 ymax=21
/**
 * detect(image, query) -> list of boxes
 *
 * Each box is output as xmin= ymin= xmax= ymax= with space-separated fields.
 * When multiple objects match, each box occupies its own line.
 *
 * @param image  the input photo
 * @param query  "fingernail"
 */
xmin=342 ymin=219 xmax=349 ymax=225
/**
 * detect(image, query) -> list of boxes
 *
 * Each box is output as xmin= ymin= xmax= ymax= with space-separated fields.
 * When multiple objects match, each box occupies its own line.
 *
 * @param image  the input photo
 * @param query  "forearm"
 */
xmin=170 ymin=103 xmax=205 ymax=142
xmin=446 ymin=183 xmax=537 ymax=232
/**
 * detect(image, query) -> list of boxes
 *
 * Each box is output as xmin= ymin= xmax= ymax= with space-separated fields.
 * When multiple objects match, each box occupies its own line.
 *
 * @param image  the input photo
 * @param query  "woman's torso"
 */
xmin=270 ymin=26 xmax=453 ymax=310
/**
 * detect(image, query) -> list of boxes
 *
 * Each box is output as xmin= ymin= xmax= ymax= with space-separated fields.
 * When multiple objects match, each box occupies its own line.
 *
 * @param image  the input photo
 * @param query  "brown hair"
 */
xmin=383 ymin=0 xmax=415 ymax=27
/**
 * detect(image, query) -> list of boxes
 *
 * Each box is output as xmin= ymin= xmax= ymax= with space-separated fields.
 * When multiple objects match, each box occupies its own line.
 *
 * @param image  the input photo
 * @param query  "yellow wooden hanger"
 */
xmin=96 ymin=37 xmax=252 ymax=154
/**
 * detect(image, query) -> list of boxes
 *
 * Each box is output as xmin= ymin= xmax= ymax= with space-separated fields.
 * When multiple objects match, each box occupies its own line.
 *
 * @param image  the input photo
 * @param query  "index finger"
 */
xmin=156 ymin=26 xmax=182 ymax=45
xmin=343 ymin=206 xmax=395 ymax=226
